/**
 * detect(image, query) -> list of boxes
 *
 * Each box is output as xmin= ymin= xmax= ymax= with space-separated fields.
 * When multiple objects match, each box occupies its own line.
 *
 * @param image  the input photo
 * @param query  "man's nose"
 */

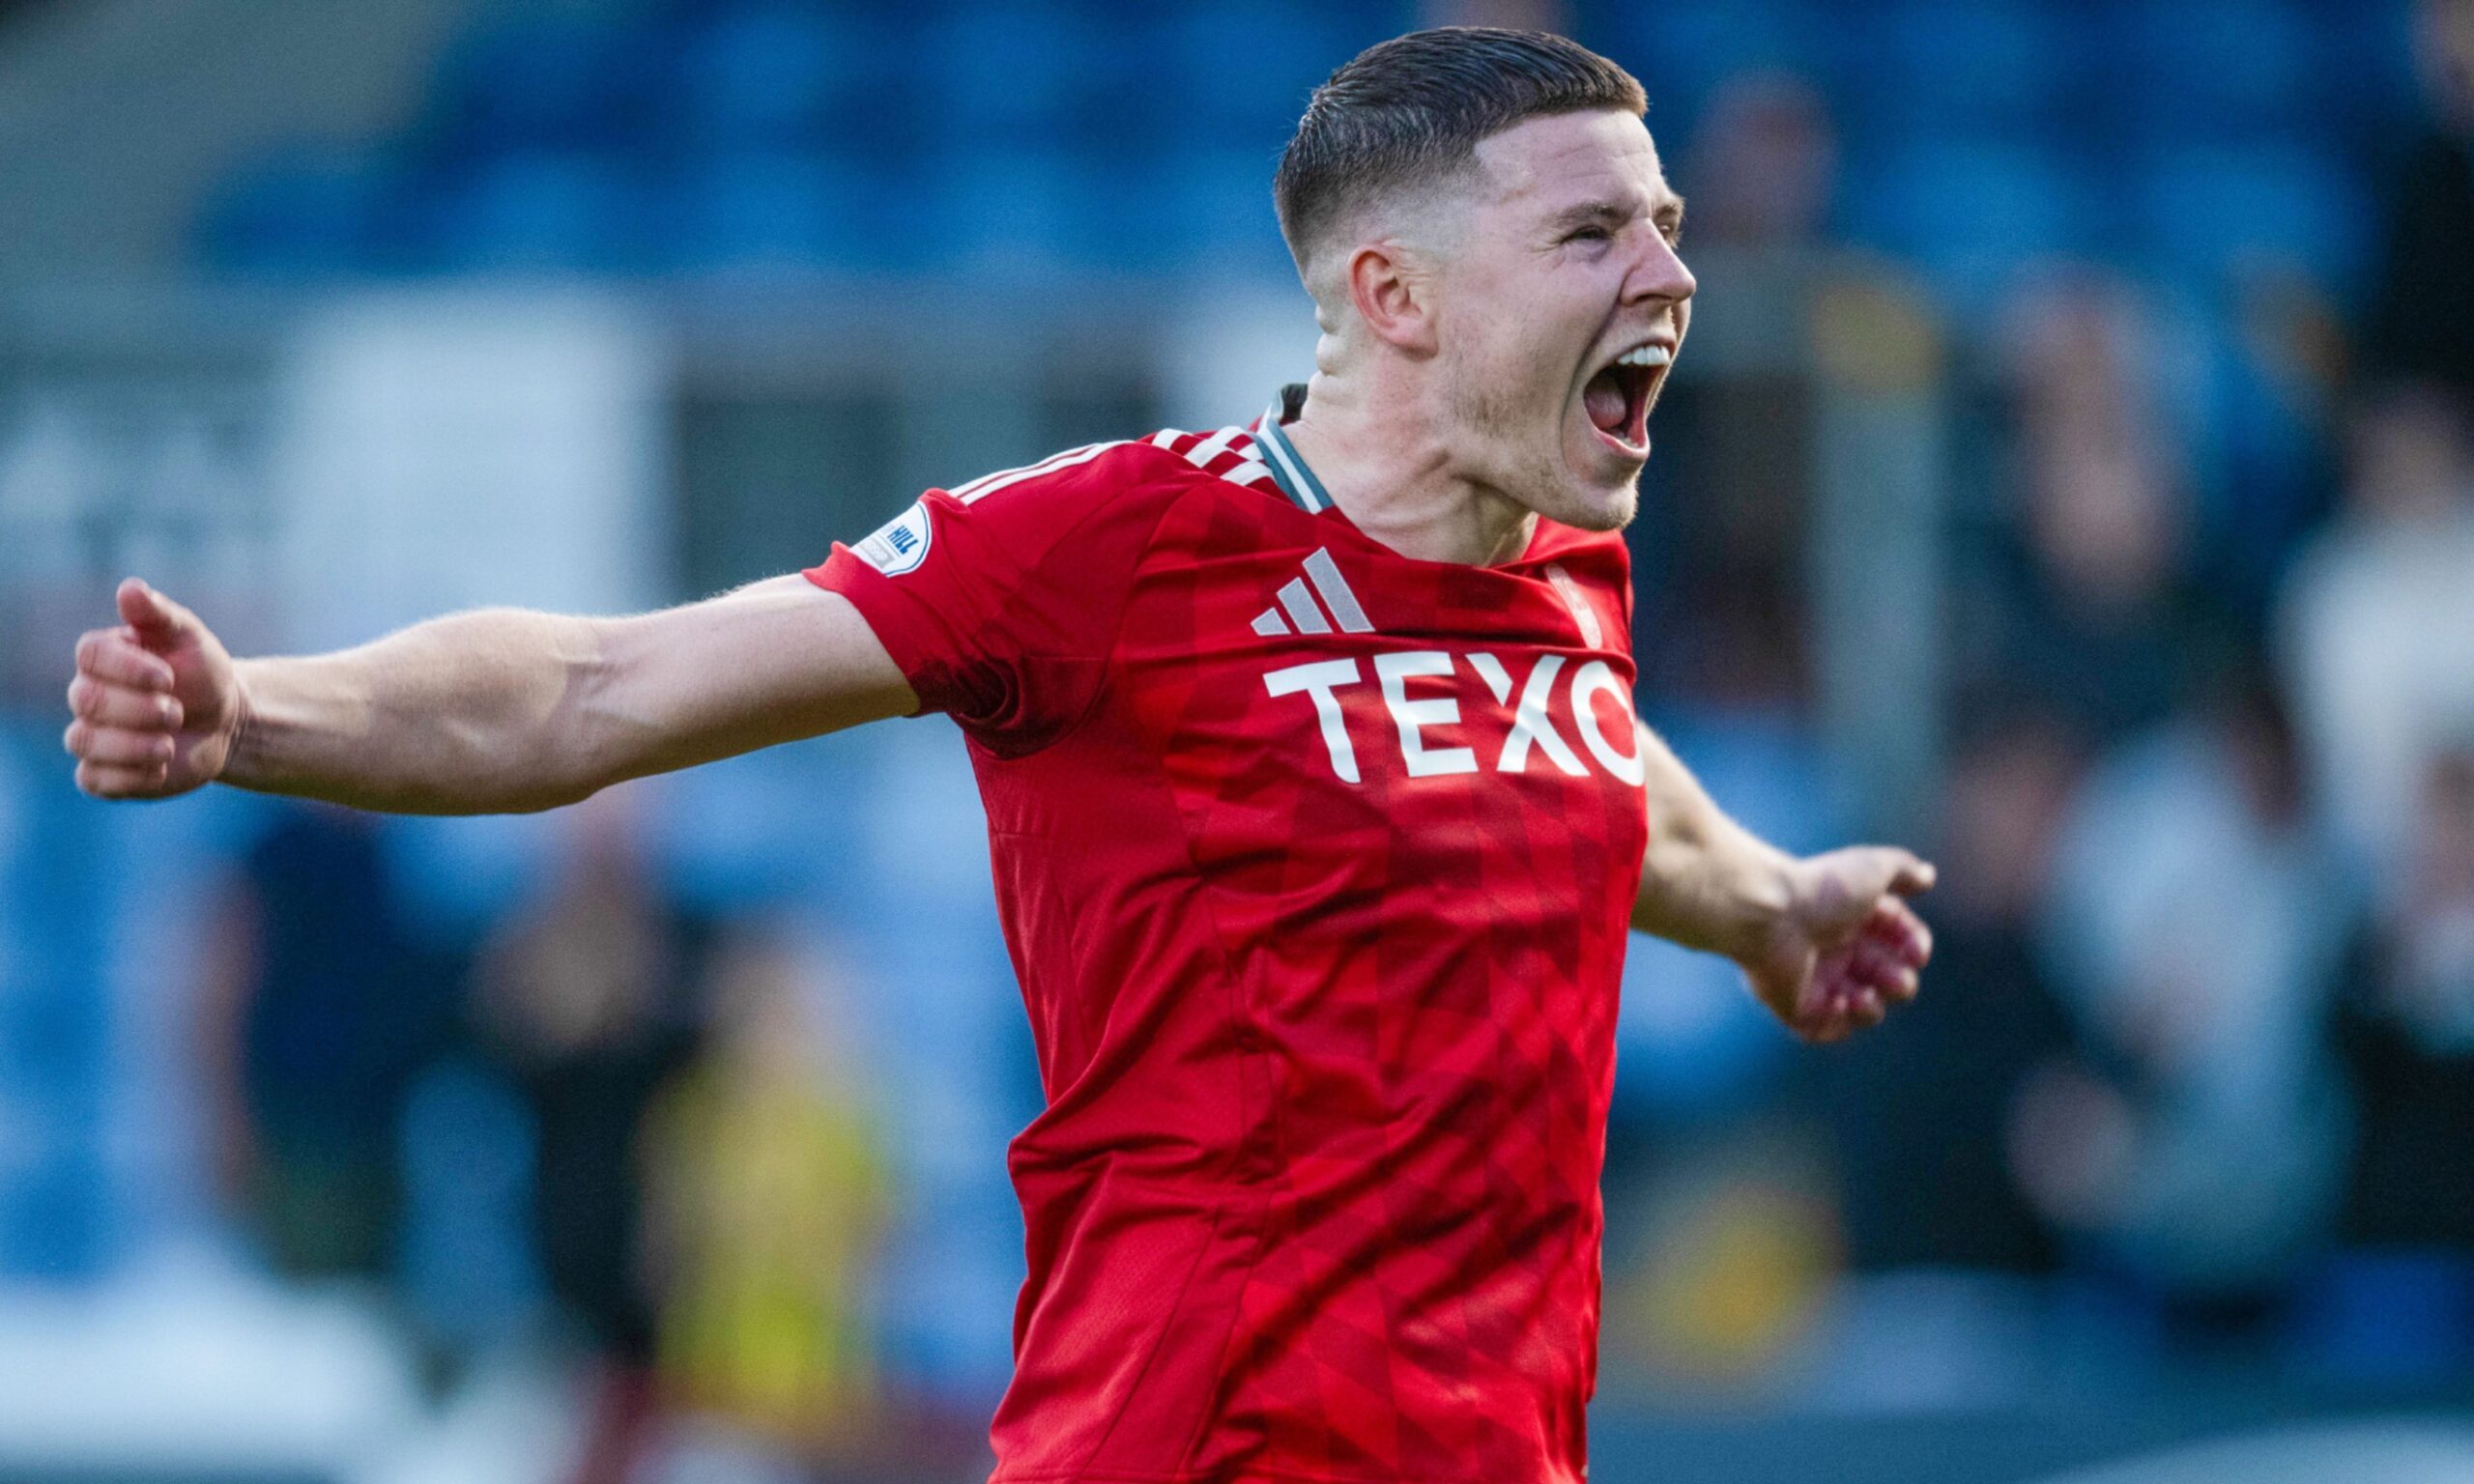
xmin=1626 ymin=233 xmax=1696 ymax=307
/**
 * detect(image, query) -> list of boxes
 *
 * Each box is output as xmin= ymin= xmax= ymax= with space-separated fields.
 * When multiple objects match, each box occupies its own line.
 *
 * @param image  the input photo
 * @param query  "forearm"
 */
xmin=1629 ymin=729 xmax=1795 ymax=958
xmin=226 ymin=608 xmax=617 ymax=814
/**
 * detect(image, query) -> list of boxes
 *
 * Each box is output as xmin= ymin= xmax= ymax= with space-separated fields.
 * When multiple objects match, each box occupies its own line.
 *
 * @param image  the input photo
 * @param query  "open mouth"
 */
xmin=1582 ymin=341 xmax=1669 ymax=457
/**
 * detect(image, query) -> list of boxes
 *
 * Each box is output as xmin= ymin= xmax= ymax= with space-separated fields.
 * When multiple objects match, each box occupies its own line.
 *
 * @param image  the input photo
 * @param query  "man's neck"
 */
xmin=1280 ymin=373 xmax=1539 ymax=568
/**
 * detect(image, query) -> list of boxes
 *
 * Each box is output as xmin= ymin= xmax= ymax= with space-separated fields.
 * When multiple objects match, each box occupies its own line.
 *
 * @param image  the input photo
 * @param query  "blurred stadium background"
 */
xmin=1 ymin=0 xmax=2472 ymax=1479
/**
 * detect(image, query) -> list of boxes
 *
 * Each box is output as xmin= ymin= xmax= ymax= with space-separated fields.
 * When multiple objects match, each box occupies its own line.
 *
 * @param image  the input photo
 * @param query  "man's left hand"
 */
xmin=1738 ymin=846 xmax=1936 ymax=1044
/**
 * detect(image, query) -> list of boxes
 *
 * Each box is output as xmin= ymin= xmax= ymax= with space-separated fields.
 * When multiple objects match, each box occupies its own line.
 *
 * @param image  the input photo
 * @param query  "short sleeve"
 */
xmin=804 ymin=442 xmax=1177 ymax=753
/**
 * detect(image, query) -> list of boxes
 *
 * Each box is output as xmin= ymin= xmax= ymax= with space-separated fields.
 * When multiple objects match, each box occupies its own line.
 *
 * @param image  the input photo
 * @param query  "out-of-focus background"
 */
xmin=0 ymin=0 xmax=2470 ymax=1479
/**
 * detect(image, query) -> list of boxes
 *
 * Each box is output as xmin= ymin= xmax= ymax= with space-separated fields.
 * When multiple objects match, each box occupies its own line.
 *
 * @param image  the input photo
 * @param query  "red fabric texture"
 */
xmin=805 ymin=428 xmax=1648 ymax=1483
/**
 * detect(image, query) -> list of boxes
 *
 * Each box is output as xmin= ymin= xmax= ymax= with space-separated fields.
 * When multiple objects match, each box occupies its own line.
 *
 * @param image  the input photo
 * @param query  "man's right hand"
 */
xmin=65 ymin=578 xmax=243 ymax=801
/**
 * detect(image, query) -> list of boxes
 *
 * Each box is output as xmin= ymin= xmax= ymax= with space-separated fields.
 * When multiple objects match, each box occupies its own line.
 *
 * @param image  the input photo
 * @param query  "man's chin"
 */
xmin=1527 ymin=482 xmax=1634 ymax=534
xmin=1562 ymin=488 xmax=1638 ymax=533
xmin=1545 ymin=453 xmax=1642 ymax=531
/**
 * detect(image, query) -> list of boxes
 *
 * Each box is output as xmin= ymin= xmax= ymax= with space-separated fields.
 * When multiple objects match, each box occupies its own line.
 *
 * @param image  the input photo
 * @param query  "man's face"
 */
xmin=1427 ymin=109 xmax=1694 ymax=531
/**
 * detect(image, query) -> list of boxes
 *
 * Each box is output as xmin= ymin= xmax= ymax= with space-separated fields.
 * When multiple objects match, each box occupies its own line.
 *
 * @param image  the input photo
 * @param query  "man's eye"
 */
xmin=1566 ymin=225 xmax=1611 ymax=243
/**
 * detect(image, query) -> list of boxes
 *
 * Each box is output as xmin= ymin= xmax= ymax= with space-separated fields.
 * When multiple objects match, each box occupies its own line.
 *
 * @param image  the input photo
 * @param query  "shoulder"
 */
xmin=910 ymin=429 xmax=1271 ymax=535
xmin=1134 ymin=424 xmax=1287 ymax=499
xmin=841 ymin=428 xmax=1283 ymax=597
xmin=944 ymin=428 xmax=1279 ymax=507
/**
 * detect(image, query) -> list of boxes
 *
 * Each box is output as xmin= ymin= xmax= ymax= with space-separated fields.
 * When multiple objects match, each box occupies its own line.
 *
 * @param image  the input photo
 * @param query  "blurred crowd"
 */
xmin=1593 ymin=0 xmax=2474 ymax=1400
xmin=198 ymin=791 xmax=907 ymax=1480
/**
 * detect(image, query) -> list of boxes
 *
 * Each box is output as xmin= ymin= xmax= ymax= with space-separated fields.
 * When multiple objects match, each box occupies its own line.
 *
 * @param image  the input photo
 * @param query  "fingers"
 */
xmin=67 ymin=674 xmax=184 ymax=730
xmin=115 ymin=577 xmax=193 ymax=646
xmin=1792 ymin=970 xmax=1883 ymax=1043
xmin=1848 ymin=938 xmax=1920 ymax=1003
xmin=73 ymin=628 xmax=175 ymax=692
xmin=73 ymin=757 xmax=171 ymax=799
xmin=1864 ymin=897 xmax=1933 ymax=970
xmin=63 ymin=721 xmax=176 ymax=768
xmin=67 ymin=590 xmax=210 ymax=803
xmin=1876 ymin=847 xmax=1937 ymax=898
xmin=1795 ymin=921 xmax=1925 ymax=1043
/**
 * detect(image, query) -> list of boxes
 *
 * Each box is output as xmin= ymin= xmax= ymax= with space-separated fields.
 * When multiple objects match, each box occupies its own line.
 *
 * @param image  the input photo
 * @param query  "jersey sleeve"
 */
xmin=803 ymin=443 xmax=1176 ymax=753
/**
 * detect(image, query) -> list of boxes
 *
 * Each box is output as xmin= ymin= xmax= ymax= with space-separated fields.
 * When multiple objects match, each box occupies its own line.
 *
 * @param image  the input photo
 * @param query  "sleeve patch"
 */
xmin=853 ymin=499 xmax=934 ymax=576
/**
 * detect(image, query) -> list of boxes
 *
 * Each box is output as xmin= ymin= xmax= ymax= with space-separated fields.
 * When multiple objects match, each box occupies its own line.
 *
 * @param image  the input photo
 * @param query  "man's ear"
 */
xmin=1344 ymin=241 xmax=1440 ymax=357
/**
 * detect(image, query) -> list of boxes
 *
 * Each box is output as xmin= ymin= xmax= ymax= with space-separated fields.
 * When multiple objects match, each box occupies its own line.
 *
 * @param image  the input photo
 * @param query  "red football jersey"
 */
xmin=806 ymin=386 xmax=1650 ymax=1482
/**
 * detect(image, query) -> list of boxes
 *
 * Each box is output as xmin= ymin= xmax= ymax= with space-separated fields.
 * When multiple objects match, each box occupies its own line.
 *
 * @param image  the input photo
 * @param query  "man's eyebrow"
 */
xmin=1544 ymin=194 xmax=1688 ymax=232
xmin=1544 ymin=198 xmax=1631 ymax=232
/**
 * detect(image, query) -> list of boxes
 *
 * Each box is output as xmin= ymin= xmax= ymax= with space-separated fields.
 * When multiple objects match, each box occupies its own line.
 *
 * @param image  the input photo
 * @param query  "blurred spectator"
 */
xmin=1612 ymin=597 xmax=1845 ymax=1131
xmin=2015 ymin=668 xmax=2356 ymax=1315
xmin=2364 ymin=0 xmax=2474 ymax=391
xmin=1616 ymin=76 xmax=1854 ymax=1115
xmin=1631 ymin=71 xmax=1843 ymax=678
xmin=1684 ymin=71 xmax=1837 ymax=254
xmin=2278 ymin=382 xmax=2474 ymax=881
xmin=1827 ymin=701 xmax=2081 ymax=1273
xmin=2189 ymin=266 xmax=2349 ymax=625
xmin=1955 ymin=271 xmax=2201 ymax=743
xmin=474 ymin=792 xmax=707 ymax=1484
xmin=1600 ymin=1131 xmax=1839 ymax=1390
xmin=2338 ymin=742 xmax=2474 ymax=1250
xmin=196 ymin=803 xmax=454 ymax=1287
xmin=642 ymin=922 xmax=890 ymax=1468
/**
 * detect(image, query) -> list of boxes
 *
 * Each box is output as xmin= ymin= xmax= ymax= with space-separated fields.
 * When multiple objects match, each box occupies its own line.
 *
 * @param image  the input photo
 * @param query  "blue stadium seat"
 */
xmin=2134 ymin=138 xmax=2376 ymax=292
xmin=0 ymin=1154 xmax=106 ymax=1279
xmin=1834 ymin=1 xmax=2072 ymax=146
xmin=2300 ymin=0 xmax=2422 ymax=145
xmin=1150 ymin=1 xmax=1392 ymax=157
xmin=195 ymin=146 xmax=394 ymax=277
xmin=0 ymin=728 xmax=113 ymax=1280
xmin=913 ymin=2 xmax=1113 ymax=156
xmin=417 ymin=152 xmax=650 ymax=275
xmin=1847 ymin=140 xmax=2102 ymax=310
xmin=424 ymin=13 xmax=657 ymax=157
xmin=2100 ymin=0 xmax=2316 ymax=141
xmin=667 ymin=151 xmax=880 ymax=274
xmin=671 ymin=1 xmax=886 ymax=153
xmin=1584 ymin=0 xmax=1830 ymax=146
xmin=1147 ymin=146 xmax=1293 ymax=279
xmin=910 ymin=146 xmax=1118 ymax=276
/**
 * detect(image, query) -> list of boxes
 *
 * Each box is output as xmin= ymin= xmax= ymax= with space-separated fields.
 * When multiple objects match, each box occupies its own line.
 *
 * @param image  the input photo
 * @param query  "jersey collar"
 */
xmin=1253 ymin=384 xmax=1338 ymax=516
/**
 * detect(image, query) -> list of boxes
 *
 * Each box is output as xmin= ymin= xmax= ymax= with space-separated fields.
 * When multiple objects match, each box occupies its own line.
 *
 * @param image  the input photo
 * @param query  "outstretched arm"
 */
xmin=65 ymin=575 xmax=915 ymax=814
xmin=1630 ymin=724 xmax=1936 ymax=1043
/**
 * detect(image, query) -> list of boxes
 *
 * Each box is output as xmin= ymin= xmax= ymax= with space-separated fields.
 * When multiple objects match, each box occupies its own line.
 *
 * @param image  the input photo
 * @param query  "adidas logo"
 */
xmin=1250 ymin=549 xmax=1371 ymax=638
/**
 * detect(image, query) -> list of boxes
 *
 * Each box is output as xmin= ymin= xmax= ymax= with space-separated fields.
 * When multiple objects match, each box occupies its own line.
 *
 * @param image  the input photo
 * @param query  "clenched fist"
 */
xmin=65 ymin=578 xmax=243 ymax=801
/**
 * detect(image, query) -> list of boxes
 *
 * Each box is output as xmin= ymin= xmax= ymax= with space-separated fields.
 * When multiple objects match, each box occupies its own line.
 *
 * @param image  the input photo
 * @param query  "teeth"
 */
xmin=1614 ymin=344 xmax=1672 ymax=370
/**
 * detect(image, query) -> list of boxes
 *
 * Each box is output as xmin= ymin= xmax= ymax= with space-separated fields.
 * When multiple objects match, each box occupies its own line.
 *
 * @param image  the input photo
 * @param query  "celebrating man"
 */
xmin=66 ymin=29 xmax=1933 ymax=1483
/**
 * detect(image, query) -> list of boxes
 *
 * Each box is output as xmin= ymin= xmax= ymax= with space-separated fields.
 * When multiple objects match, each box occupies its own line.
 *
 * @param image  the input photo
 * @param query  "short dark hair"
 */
xmin=1274 ymin=28 xmax=1648 ymax=277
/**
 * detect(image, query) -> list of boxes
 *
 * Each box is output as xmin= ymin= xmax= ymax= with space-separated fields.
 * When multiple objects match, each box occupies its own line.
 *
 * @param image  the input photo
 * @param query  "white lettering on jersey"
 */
xmin=1570 ymin=660 xmax=1648 ymax=785
xmin=1374 ymin=650 xmax=1478 ymax=778
xmin=1263 ymin=658 xmax=1365 ymax=784
xmin=854 ymin=499 xmax=933 ymax=576
xmin=1498 ymin=654 xmax=1589 ymax=778
xmin=1466 ymin=652 xmax=1514 ymax=704
xmin=1264 ymin=649 xmax=1643 ymax=787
